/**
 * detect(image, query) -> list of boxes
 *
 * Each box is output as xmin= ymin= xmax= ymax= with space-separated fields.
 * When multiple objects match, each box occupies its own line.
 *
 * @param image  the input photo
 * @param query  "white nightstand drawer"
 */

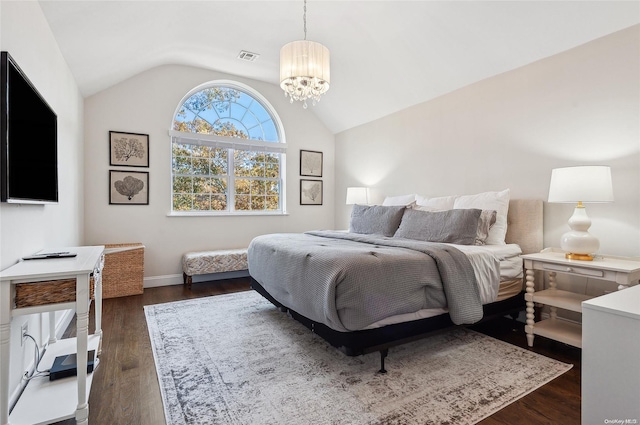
xmin=542 ymin=262 xmax=605 ymax=278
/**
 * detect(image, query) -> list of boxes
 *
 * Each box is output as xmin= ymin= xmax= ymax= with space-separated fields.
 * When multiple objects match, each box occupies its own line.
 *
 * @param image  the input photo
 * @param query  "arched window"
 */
xmin=170 ymin=81 xmax=286 ymax=214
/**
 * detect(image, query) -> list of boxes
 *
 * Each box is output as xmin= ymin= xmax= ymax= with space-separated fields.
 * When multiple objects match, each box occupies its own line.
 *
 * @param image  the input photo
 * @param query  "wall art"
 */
xmin=300 ymin=150 xmax=322 ymax=177
xmin=109 ymin=131 xmax=149 ymax=167
xmin=300 ymin=179 xmax=322 ymax=205
xmin=109 ymin=170 xmax=149 ymax=205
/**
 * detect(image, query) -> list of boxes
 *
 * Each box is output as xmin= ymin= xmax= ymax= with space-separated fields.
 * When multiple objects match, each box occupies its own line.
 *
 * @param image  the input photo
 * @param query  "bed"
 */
xmin=248 ymin=197 xmax=542 ymax=371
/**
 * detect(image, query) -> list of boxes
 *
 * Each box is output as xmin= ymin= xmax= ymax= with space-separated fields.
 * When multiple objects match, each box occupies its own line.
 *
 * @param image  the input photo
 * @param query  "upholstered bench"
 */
xmin=182 ymin=248 xmax=248 ymax=289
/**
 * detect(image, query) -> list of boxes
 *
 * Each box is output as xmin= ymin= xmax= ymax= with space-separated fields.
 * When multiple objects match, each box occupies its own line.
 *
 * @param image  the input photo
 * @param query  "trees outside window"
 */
xmin=171 ymin=82 xmax=286 ymax=214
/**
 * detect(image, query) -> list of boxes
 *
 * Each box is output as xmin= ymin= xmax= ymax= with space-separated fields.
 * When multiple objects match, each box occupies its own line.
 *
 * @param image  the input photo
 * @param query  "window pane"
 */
xmin=173 ymin=194 xmax=193 ymax=211
xmin=172 ymin=143 xmax=192 ymax=156
xmin=266 ymin=181 xmax=279 ymax=196
xmin=211 ymin=178 xmax=227 ymax=194
xmin=212 ymin=194 xmax=227 ymax=210
xmin=211 ymin=158 xmax=227 ymax=175
xmin=265 ymin=163 xmax=279 ymax=178
xmin=241 ymin=112 xmax=259 ymax=130
xmin=193 ymin=194 xmax=211 ymax=210
xmin=235 ymin=195 xmax=250 ymax=211
xmin=235 ymin=179 xmax=250 ymax=195
xmin=266 ymin=196 xmax=279 ymax=210
xmin=173 ymin=156 xmax=192 ymax=174
xmin=173 ymin=176 xmax=192 ymax=193
xmin=250 ymin=180 xmax=266 ymax=195
xmin=251 ymin=196 xmax=265 ymax=210
xmin=192 ymin=158 xmax=209 ymax=175
xmin=262 ymin=120 xmax=278 ymax=142
xmin=193 ymin=177 xmax=210 ymax=194
xmin=234 ymin=151 xmax=254 ymax=177
xmin=249 ymin=101 xmax=270 ymax=123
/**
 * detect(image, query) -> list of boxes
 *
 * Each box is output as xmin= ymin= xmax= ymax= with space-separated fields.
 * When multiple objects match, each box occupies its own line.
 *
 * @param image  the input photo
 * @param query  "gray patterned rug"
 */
xmin=145 ymin=291 xmax=571 ymax=425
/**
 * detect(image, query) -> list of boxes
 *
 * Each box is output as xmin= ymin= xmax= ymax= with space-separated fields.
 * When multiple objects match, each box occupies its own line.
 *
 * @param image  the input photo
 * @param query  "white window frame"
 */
xmin=169 ymin=81 xmax=287 ymax=216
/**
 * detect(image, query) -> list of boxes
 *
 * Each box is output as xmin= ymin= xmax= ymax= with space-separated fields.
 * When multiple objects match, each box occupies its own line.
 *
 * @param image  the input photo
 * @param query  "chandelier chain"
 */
xmin=303 ymin=0 xmax=307 ymax=40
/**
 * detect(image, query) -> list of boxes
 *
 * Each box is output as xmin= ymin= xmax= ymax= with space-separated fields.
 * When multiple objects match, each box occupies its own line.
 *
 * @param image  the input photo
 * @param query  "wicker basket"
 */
xmin=102 ymin=243 xmax=144 ymax=298
xmin=15 ymin=278 xmax=95 ymax=308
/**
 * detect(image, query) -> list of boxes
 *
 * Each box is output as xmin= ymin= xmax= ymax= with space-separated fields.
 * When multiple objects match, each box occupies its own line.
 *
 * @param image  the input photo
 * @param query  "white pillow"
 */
xmin=453 ymin=189 xmax=510 ymax=245
xmin=415 ymin=195 xmax=457 ymax=210
xmin=382 ymin=194 xmax=416 ymax=206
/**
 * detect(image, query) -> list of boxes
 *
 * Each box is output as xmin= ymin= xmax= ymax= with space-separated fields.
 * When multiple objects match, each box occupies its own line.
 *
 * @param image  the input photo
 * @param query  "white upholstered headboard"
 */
xmin=504 ymin=199 xmax=543 ymax=255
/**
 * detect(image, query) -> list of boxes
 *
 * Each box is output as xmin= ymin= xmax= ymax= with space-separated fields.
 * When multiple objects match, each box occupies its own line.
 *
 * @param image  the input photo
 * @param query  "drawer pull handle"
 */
xmin=566 ymin=267 xmax=573 ymax=272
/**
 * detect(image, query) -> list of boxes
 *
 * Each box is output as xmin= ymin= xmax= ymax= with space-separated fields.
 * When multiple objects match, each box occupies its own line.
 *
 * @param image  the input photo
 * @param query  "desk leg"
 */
xmin=525 ymin=269 xmax=535 ymax=347
xmin=0 ymin=283 xmax=10 ymax=425
xmin=75 ymin=274 xmax=89 ymax=425
xmin=94 ymin=271 xmax=103 ymax=355
xmin=49 ymin=311 xmax=57 ymax=344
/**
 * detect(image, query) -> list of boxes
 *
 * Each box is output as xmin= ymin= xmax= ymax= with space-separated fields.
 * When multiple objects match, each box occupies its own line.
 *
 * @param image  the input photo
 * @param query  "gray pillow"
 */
xmin=349 ymin=204 xmax=406 ymax=236
xmin=394 ymin=208 xmax=482 ymax=245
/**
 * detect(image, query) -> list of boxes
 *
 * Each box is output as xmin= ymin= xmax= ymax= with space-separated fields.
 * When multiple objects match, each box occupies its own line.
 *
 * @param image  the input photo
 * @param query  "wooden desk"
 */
xmin=0 ymin=246 xmax=104 ymax=425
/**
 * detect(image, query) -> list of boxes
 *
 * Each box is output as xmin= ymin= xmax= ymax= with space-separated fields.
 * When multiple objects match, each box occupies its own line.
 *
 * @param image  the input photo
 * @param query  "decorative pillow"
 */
xmin=415 ymin=195 xmax=457 ymax=210
xmin=349 ymin=205 xmax=406 ymax=236
xmin=453 ymin=189 xmax=510 ymax=245
xmin=475 ymin=210 xmax=497 ymax=245
xmin=393 ymin=208 xmax=482 ymax=245
xmin=382 ymin=194 xmax=416 ymax=206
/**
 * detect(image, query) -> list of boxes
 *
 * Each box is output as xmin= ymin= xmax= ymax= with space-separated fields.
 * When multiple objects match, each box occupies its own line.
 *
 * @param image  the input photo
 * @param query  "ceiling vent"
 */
xmin=237 ymin=51 xmax=260 ymax=62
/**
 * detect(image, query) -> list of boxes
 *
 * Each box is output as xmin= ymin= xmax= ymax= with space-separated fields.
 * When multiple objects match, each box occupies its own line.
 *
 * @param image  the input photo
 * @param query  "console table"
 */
xmin=0 ymin=246 xmax=105 ymax=425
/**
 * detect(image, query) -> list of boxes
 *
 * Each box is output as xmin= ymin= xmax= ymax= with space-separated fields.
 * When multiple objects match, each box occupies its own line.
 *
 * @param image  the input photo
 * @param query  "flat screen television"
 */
xmin=1 ymin=51 xmax=58 ymax=204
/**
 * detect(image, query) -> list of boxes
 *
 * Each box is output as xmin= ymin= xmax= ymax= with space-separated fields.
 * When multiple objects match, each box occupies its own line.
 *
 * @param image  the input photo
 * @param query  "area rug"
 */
xmin=145 ymin=291 xmax=571 ymax=425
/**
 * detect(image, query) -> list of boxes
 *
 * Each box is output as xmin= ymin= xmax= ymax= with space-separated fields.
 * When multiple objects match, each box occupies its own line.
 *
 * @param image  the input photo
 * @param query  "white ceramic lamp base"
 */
xmin=560 ymin=204 xmax=599 ymax=261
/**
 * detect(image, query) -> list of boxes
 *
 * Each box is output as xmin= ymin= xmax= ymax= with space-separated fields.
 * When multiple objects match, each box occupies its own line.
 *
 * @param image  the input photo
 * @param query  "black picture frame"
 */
xmin=109 ymin=131 xmax=149 ymax=167
xmin=300 ymin=179 xmax=323 ymax=205
xmin=300 ymin=150 xmax=323 ymax=177
xmin=109 ymin=170 xmax=149 ymax=205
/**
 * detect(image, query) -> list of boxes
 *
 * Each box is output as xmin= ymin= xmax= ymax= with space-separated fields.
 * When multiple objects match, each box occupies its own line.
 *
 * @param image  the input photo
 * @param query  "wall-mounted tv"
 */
xmin=1 ymin=51 xmax=58 ymax=204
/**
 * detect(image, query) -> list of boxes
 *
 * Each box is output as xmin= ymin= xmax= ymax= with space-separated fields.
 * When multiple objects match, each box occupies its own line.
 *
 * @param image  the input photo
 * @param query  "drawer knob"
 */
xmin=566 ymin=267 xmax=573 ymax=272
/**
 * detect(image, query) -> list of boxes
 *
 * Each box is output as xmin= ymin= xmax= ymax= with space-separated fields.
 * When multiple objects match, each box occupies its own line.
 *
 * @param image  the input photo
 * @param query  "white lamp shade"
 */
xmin=548 ymin=166 xmax=614 ymax=203
xmin=346 ymin=187 xmax=368 ymax=205
xmin=280 ymin=40 xmax=330 ymax=87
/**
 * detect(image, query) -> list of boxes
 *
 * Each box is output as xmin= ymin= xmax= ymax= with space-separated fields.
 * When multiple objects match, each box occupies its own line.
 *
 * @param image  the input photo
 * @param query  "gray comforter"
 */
xmin=248 ymin=231 xmax=483 ymax=332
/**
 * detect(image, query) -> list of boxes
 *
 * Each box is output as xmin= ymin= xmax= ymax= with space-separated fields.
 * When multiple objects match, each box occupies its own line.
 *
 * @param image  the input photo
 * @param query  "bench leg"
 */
xmin=183 ymin=273 xmax=193 ymax=290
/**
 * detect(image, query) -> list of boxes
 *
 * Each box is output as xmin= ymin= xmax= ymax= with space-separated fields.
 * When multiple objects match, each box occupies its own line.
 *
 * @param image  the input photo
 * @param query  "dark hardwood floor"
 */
xmin=58 ymin=278 xmax=581 ymax=425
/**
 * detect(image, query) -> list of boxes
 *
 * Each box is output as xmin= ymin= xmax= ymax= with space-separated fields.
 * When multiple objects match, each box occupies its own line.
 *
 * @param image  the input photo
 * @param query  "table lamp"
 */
xmin=346 ymin=187 xmax=368 ymax=205
xmin=548 ymin=166 xmax=614 ymax=260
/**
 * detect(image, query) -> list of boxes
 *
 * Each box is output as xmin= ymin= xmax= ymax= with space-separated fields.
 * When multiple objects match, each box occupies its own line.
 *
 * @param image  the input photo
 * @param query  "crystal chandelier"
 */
xmin=280 ymin=0 xmax=330 ymax=108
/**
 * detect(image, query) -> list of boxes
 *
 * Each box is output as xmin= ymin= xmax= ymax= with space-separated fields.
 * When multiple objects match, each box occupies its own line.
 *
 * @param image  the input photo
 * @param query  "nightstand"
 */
xmin=520 ymin=248 xmax=640 ymax=348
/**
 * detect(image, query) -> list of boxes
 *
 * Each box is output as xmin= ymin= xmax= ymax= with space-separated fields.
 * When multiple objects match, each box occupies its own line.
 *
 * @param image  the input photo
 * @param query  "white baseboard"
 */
xmin=143 ymin=270 xmax=249 ymax=288
xmin=144 ymin=274 xmax=183 ymax=288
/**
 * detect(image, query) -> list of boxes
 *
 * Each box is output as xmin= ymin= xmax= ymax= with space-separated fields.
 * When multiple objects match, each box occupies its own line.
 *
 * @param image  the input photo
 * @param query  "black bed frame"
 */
xmin=250 ymin=277 xmax=525 ymax=373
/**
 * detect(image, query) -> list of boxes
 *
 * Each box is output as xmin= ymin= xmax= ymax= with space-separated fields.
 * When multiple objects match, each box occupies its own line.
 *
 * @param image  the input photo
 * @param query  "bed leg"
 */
xmin=378 ymin=349 xmax=389 ymax=374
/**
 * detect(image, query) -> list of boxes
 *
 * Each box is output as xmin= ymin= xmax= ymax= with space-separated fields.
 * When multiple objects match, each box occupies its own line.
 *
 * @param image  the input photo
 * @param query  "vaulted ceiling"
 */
xmin=39 ymin=1 xmax=640 ymax=134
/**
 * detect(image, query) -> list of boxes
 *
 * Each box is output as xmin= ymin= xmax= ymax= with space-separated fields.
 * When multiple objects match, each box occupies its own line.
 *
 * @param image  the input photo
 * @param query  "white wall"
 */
xmin=0 ymin=1 xmax=85 ymax=407
xmin=84 ymin=65 xmax=335 ymax=285
xmin=335 ymin=25 xmax=640 ymax=261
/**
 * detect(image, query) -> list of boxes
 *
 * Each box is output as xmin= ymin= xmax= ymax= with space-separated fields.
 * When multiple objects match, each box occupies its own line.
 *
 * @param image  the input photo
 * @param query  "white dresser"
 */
xmin=582 ymin=284 xmax=640 ymax=424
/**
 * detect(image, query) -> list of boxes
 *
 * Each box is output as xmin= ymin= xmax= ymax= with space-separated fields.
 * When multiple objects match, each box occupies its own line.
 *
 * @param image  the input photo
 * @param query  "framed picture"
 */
xmin=300 ymin=150 xmax=323 ymax=177
xmin=300 ymin=179 xmax=323 ymax=205
xmin=109 ymin=131 xmax=149 ymax=167
xmin=109 ymin=170 xmax=149 ymax=205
